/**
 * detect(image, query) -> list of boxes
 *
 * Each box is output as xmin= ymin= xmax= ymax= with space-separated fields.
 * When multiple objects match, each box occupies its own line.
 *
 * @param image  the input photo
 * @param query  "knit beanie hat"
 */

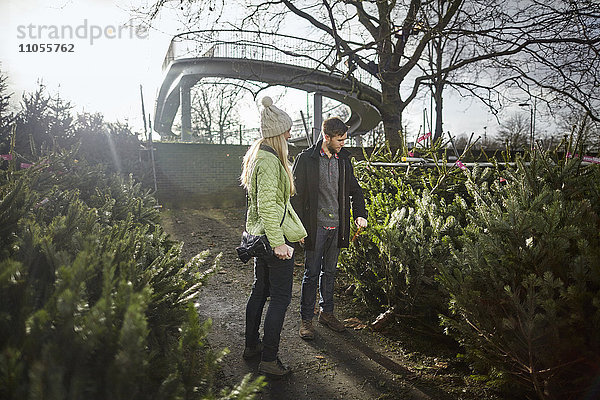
xmin=260 ymin=96 xmax=293 ymax=138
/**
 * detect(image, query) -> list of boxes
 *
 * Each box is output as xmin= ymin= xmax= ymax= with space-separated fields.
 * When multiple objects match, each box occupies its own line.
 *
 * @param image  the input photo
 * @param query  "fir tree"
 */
xmin=439 ymin=154 xmax=600 ymax=399
xmin=13 ymin=82 xmax=74 ymax=161
xmin=0 ymin=154 xmax=264 ymax=400
xmin=0 ymin=68 xmax=15 ymax=154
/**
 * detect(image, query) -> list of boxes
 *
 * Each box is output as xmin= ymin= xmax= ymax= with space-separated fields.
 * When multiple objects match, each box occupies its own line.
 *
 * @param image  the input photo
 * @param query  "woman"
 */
xmin=240 ymin=96 xmax=307 ymax=377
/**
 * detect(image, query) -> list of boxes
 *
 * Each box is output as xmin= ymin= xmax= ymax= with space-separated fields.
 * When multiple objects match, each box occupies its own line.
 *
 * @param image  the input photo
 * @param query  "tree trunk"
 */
xmin=434 ymin=82 xmax=444 ymax=143
xmin=433 ymin=36 xmax=444 ymax=144
xmin=380 ymin=80 xmax=404 ymax=150
xmin=381 ymin=109 xmax=403 ymax=149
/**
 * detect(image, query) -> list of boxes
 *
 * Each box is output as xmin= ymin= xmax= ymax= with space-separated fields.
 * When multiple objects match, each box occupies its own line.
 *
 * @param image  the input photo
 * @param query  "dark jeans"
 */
xmin=300 ymin=226 xmax=340 ymax=321
xmin=245 ymin=251 xmax=294 ymax=362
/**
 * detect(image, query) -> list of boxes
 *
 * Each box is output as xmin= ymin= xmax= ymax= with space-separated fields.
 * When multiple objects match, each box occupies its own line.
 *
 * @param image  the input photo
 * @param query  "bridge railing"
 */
xmin=162 ymin=30 xmax=380 ymax=89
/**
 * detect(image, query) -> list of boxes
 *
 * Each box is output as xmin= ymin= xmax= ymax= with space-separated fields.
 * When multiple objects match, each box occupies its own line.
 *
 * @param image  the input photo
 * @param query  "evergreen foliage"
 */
xmin=73 ymin=112 xmax=150 ymax=181
xmin=0 ymin=79 xmax=149 ymax=187
xmin=0 ymin=152 xmax=264 ymax=399
xmin=0 ymin=70 xmax=14 ymax=152
xmin=340 ymin=143 xmax=473 ymax=317
xmin=438 ymin=154 xmax=600 ymax=399
xmin=13 ymin=83 xmax=74 ymax=160
xmin=343 ymin=140 xmax=600 ymax=398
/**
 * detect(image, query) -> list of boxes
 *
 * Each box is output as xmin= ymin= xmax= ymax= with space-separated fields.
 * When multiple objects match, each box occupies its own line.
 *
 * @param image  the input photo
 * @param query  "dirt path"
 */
xmin=160 ymin=208 xmax=466 ymax=400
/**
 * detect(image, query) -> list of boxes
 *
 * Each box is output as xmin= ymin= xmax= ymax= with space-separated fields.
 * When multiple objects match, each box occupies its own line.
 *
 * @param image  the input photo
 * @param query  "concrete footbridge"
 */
xmin=153 ymin=30 xmax=382 ymax=143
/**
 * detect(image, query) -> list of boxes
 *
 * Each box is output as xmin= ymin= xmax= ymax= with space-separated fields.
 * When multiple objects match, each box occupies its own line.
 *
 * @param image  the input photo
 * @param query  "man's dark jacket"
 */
xmin=291 ymin=139 xmax=367 ymax=250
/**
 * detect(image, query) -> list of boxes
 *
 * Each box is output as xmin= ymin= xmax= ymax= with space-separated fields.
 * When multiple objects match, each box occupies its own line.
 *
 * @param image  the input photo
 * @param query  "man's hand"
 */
xmin=274 ymin=243 xmax=294 ymax=260
xmin=355 ymin=217 xmax=368 ymax=228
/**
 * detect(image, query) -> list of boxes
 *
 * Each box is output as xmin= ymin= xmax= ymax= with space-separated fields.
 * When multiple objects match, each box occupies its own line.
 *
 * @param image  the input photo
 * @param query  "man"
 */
xmin=291 ymin=117 xmax=368 ymax=340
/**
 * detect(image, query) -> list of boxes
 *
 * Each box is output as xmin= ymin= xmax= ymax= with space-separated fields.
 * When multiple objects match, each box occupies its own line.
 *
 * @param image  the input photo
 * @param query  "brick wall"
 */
xmin=153 ymin=143 xmax=245 ymax=207
xmin=152 ymin=143 xmax=367 ymax=208
xmin=149 ymin=144 xmax=594 ymax=208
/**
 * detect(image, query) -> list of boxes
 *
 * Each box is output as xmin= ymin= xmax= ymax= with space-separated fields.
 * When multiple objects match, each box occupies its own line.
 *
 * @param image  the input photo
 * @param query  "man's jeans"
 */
xmin=245 ymin=252 xmax=294 ymax=362
xmin=300 ymin=226 xmax=340 ymax=321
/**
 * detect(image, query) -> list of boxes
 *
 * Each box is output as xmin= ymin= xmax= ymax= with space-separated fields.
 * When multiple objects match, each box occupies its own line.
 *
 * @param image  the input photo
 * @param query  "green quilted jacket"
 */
xmin=245 ymin=146 xmax=307 ymax=248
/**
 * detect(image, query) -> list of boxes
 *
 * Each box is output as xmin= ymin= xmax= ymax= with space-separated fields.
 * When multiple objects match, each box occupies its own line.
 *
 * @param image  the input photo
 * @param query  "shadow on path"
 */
xmin=162 ymin=208 xmax=460 ymax=400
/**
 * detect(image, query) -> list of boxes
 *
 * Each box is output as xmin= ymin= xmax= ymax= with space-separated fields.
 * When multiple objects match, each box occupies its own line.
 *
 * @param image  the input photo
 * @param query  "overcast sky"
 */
xmin=1 ymin=0 xmax=497 ymax=141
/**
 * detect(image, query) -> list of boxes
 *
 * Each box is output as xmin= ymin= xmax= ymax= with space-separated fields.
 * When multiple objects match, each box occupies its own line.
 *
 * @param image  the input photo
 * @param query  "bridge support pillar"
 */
xmin=312 ymin=93 xmax=322 ymax=143
xmin=180 ymin=79 xmax=192 ymax=142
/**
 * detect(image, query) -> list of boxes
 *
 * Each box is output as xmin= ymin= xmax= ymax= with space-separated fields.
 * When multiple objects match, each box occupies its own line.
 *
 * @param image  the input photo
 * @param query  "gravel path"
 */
xmin=161 ymin=207 xmax=468 ymax=400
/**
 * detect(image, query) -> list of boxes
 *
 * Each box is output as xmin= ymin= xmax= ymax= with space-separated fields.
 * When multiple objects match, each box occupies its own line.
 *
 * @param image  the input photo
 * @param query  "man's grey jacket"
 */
xmin=291 ymin=139 xmax=367 ymax=250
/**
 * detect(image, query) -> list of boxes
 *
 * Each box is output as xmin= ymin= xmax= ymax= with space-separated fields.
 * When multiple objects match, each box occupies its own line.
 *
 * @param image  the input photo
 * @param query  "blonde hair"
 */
xmin=240 ymin=132 xmax=295 ymax=195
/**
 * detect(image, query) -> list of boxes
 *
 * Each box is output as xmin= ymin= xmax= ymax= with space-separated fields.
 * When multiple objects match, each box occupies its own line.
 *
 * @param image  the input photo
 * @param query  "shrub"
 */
xmin=438 ymin=154 xmax=600 ymax=399
xmin=342 ymin=140 xmax=600 ymax=398
xmin=0 ymin=151 xmax=263 ymax=400
xmin=0 ymin=80 xmax=151 ymax=189
xmin=340 ymin=144 xmax=476 ymax=317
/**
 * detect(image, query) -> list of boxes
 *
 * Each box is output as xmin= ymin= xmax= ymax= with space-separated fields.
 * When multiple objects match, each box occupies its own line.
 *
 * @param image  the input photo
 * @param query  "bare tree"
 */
xmin=449 ymin=1 xmax=600 ymax=128
xmin=242 ymin=0 xmax=468 ymax=148
xmin=453 ymin=133 xmax=470 ymax=150
xmin=419 ymin=0 xmax=465 ymax=143
xmin=494 ymin=113 xmax=530 ymax=150
xmin=139 ymin=0 xmax=600 ymax=150
xmin=190 ymin=80 xmax=245 ymax=144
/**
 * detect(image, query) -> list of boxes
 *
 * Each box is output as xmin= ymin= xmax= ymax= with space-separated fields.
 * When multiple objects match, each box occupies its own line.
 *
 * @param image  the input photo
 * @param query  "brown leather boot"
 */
xmin=299 ymin=319 xmax=315 ymax=340
xmin=258 ymin=357 xmax=291 ymax=377
xmin=318 ymin=311 xmax=345 ymax=332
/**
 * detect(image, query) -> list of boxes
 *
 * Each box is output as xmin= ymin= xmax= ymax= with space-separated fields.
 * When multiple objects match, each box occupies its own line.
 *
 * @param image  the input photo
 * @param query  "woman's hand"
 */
xmin=274 ymin=243 xmax=294 ymax=260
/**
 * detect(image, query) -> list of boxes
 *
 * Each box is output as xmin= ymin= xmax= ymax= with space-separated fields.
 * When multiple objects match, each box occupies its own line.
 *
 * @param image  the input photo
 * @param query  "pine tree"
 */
xmin=0 ymin=154 xmax=264 ymax=400
xmin=438 ymin=154 xmax=600 ymax=399
xmin=340 ymin=142 xmax=472 ymax=317
xmin=0 ymin=69 xmax=15 ymax=154
xmin=13 ymin=82 xmax=74 ymax=161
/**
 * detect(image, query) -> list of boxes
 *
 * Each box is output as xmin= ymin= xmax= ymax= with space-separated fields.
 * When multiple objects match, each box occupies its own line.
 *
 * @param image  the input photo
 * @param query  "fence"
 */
xmin=163 ymin=29 xmax=380 ymax=90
